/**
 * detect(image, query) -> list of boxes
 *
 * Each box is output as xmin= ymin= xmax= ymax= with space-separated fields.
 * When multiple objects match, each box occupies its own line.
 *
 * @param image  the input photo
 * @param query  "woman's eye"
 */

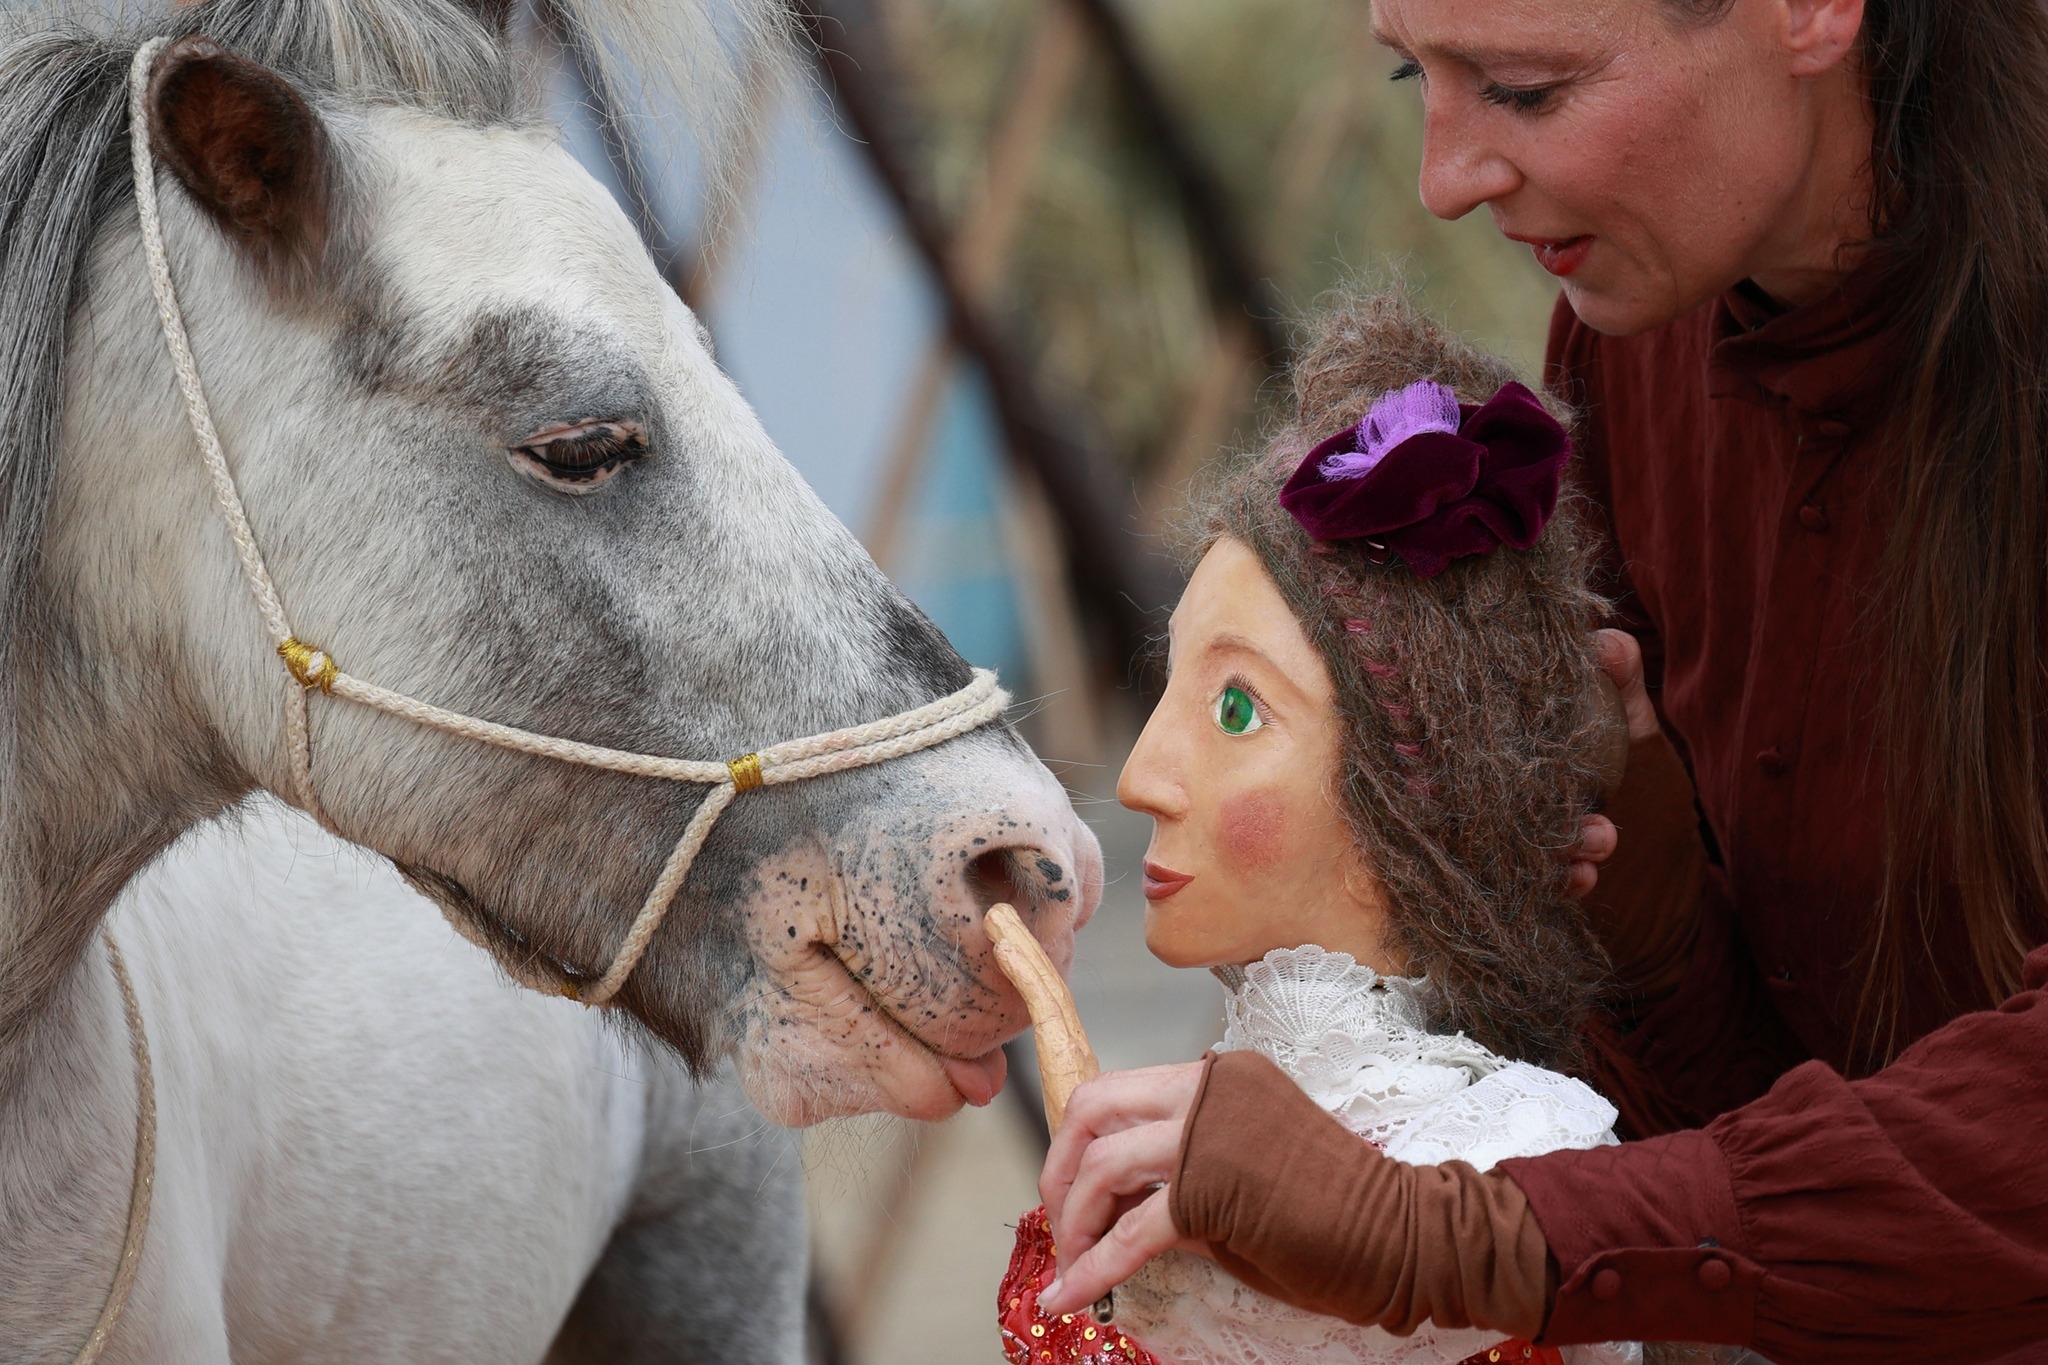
xmin=508 ymin=419 xmax=648 ymax=493
xmin=1479 ymin=81 xmax=1558 ymax=114
xmin=1214 ymin=686 xmax=1265 ymax=737
xmin=1390 ymin=59 xmax=1422 ymax=84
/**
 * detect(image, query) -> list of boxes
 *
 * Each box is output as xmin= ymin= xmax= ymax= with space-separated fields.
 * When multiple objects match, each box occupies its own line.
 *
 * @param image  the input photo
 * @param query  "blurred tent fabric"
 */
xmin=531 ymin=2 xmax=1557 ymax=1359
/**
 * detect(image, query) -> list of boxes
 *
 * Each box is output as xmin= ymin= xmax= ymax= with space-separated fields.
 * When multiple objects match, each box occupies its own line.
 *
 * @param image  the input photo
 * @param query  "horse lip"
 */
xmin=814 ymin=939 xmax=1016 ymax=1079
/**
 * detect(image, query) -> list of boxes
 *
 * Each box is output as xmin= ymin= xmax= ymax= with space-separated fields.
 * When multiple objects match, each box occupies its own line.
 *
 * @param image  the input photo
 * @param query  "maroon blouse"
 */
xmin=1501 ymin=283 xmax=2048 ymax=1360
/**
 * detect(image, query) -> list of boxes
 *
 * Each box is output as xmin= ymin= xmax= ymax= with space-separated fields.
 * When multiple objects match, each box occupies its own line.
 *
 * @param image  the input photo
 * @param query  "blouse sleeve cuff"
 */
xmin=1500 ymin=1129 xmax=1757 ymax=1347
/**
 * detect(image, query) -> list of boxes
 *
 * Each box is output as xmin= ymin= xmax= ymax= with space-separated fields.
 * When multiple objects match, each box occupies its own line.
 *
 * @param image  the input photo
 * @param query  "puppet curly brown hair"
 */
xmin=1179 ymin=288 xmax=1617 ymax=1068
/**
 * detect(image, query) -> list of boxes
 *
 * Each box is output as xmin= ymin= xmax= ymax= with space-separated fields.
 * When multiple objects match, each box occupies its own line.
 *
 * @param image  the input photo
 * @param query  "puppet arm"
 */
xmin=1164 ymin=1050 xmax=1553 ymax=1338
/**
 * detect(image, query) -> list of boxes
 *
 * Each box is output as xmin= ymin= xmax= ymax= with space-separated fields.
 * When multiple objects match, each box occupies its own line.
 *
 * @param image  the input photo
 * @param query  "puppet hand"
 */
xmin=1037 ymin=1063 xmax=1210 ymax=1316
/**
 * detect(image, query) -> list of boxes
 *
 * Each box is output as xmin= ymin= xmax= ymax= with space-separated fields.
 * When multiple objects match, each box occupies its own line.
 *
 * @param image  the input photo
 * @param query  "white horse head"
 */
xmin=1 ymin=0 xmax=1101 ymax=1126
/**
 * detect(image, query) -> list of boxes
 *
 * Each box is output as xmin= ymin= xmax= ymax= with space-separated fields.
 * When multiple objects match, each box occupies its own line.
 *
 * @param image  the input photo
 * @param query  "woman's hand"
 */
xmin=1036 ymin=1062 xmax=1210 ymax=1317
xmin=1565 ymin=630 xmax=1660 ymax=899
xmin=1578 ymin=628 xmax=1708 ymax=1000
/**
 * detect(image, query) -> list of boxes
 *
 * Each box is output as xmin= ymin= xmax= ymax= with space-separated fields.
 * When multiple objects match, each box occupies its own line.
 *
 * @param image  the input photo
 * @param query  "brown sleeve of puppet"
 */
xmin=1583 ymin=730 xmax=1708 ymax=1005
xmin=1168 ymin=1050 xmax=1553 ymax=1339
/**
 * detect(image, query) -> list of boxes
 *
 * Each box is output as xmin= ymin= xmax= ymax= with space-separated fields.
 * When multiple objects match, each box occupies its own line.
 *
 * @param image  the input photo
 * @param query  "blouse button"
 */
xmin=1798 ymin=503 xmax=1830 ymax=532
xmin=1815 ymin=420 xmax=1852 ymax=442
xmin=1697 ymin=1257 xmax=1733 ymax=1291
xmin=1590 ymin=1268 xmax=1622 ymax=1302
xmin=1757 ymin=748 xmax=1789 ymax=777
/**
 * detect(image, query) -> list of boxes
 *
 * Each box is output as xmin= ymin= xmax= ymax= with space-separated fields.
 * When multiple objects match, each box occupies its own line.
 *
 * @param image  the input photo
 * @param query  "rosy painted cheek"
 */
xmin=1216 ymin=789 xmax=1289 ymax=874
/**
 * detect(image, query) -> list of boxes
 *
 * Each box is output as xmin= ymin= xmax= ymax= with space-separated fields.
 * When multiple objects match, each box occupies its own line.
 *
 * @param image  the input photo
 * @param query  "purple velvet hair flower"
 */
xmin=1277 ymin=378 xmax=1571 ymax=578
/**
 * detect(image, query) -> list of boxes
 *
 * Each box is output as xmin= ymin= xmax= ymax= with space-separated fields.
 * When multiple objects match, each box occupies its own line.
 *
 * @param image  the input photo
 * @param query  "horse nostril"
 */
xmin=968 ymin=849 xmax=1024 ymax=913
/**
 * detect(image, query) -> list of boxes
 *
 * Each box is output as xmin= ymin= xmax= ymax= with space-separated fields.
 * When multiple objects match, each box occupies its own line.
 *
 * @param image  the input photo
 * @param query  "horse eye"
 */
xmin=508 ymin=419 xmax=648 ymax=493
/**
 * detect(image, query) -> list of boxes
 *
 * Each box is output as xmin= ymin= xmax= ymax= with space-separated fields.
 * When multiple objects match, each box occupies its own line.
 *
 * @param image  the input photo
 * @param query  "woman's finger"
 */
xmin=1595 ymin=628 xmax=1659 ymax=743
xmin=1577 ymin=813 xmax=1618 ymax=864
xmin=1566 ymin=814 xmax=1618 ymax=900
xmin=1038 ymin=1187 xmax=1186 ymax=1318
xmin=1047 ymin=1120 xmax=1183 ymax=1269
xmin=1040 ymin=1063 xmax=1205 ymax=1225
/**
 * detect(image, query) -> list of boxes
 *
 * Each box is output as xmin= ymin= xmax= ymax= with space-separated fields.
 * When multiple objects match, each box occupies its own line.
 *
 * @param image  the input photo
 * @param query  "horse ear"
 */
xmin=146 ymin=36 xmax=332 ymax=293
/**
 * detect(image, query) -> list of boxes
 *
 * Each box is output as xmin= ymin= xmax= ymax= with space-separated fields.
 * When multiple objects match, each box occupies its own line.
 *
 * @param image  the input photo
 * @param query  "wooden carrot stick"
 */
xmin=988 ymin=903 xmax=1120 ymax=1324
xmin=985 ymin=902 xmax=1098 ymax=1135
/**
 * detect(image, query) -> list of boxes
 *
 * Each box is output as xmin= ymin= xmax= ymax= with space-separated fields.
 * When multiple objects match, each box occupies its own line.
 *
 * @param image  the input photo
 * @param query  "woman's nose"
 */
xmin=1417 ymin=101 xmax=1521 ymax=222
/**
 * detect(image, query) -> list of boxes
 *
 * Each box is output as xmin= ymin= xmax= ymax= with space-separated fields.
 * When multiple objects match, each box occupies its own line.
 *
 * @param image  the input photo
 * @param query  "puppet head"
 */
xmin=1122 ymin=288 xmax=1618 ymax=1068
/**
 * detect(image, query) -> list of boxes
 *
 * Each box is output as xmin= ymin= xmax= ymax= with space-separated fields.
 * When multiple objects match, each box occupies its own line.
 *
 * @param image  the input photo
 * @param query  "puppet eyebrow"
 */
xmin=1203 ymin=631 xmax=1272 ymax=660
xmin=1198 ymin=633 xmax=1293 ymax=684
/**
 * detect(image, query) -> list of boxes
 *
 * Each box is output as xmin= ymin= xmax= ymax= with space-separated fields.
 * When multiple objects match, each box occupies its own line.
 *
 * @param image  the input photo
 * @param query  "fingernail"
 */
xmin=1044 ymin=1278 xmax=1064 ymax=1305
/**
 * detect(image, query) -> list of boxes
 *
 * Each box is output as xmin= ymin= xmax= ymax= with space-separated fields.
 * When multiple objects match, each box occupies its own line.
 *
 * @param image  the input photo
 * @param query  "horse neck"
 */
xmin=0 ymin=921 xmax=140 ymax=1344
xmin=0 ymin=575 xmax=171 ymax=1329
xmin=0 ymin=499 xmax=248 ymax=1085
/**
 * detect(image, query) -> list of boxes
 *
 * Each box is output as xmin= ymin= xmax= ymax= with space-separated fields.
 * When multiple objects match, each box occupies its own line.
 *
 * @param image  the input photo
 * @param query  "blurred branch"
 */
xmin=1061 ymin=0 xmax=1290 ymax=370
xmin=866 ymin=1 xmax=1086 ymax=573
xmin=796 ymin=0 xmax=1176 ymax=695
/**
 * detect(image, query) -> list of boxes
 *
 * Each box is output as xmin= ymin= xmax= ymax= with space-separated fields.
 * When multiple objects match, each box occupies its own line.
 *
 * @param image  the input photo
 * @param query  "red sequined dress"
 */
xmin=998 ymin=1205 xmax=1561 ymax=1365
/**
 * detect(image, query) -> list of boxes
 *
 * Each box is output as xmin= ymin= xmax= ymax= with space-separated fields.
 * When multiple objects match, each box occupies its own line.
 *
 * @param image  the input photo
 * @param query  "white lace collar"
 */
xmin=1213 ymin=945 xmax=1506 ymax=1143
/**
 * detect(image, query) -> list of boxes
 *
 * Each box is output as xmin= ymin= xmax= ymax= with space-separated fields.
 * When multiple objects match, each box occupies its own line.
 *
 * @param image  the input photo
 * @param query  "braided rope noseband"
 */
xmin=124 ymin=39 xmax=1007 ymax=1005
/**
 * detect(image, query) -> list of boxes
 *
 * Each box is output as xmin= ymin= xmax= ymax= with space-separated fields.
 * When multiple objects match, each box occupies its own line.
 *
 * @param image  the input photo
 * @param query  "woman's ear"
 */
xmin=1780 ymin=0 xmax=1867 ymax=78
xmin=147 ymin=35 xmax=332 ymax=295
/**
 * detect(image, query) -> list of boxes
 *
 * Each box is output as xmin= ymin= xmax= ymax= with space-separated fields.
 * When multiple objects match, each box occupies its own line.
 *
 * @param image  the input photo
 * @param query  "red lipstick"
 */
xmin=1507 ymin=232 xmax=1593 ymax=278
xmin=1142 ymin=860 xmax=1194 ymax=902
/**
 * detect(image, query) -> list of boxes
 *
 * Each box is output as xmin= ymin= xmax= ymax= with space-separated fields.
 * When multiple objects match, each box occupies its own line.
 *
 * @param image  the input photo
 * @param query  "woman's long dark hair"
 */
xmin=1678 ymin=0 xmax=2048 ymax=1053
xmin=1861 ymin=0 xmax=2048 ymax=1049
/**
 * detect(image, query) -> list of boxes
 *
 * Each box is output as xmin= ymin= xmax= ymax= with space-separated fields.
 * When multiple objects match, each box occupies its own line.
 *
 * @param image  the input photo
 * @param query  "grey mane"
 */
xmin=0 ymin=24 xmax=133 ymax=836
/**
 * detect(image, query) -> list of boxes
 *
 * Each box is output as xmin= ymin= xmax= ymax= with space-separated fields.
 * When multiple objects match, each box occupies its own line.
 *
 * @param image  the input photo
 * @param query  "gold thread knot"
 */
xmin=727 ymin=752 xmax=765 ymax=793
xmin=278 ymin=637 xmax=338 ymax=692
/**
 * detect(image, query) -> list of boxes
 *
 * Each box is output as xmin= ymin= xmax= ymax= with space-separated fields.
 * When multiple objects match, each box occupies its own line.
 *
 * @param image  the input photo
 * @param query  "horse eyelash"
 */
xmin=513 ymin=421 xmax=648 ymax=480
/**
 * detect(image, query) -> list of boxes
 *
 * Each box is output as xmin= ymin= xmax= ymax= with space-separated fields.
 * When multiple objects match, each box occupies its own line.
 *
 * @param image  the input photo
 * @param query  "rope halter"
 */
xmin=124 ymin=38 xmax=1008 ymax=1005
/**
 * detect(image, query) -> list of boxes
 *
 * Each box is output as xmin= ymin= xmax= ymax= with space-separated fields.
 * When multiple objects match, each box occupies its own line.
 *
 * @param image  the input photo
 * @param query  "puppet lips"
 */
xmin=943 ymin=1046 xmax=1009 ymax=1107
xmin=1142 ymin=861 xmax=1194 ymax=901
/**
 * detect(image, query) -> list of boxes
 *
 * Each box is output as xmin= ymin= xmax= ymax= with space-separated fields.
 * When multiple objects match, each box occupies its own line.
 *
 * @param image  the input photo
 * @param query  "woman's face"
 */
xmin=1373 ymin=0 xmax=1871 ymax=334
xmin=1118 ymin=538 xmax=1402 ymax=972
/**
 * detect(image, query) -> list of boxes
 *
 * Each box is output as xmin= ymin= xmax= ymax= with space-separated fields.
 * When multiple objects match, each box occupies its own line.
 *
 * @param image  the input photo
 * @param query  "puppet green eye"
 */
xmin=1214 ymin=685 xmax=1264 ymax=736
